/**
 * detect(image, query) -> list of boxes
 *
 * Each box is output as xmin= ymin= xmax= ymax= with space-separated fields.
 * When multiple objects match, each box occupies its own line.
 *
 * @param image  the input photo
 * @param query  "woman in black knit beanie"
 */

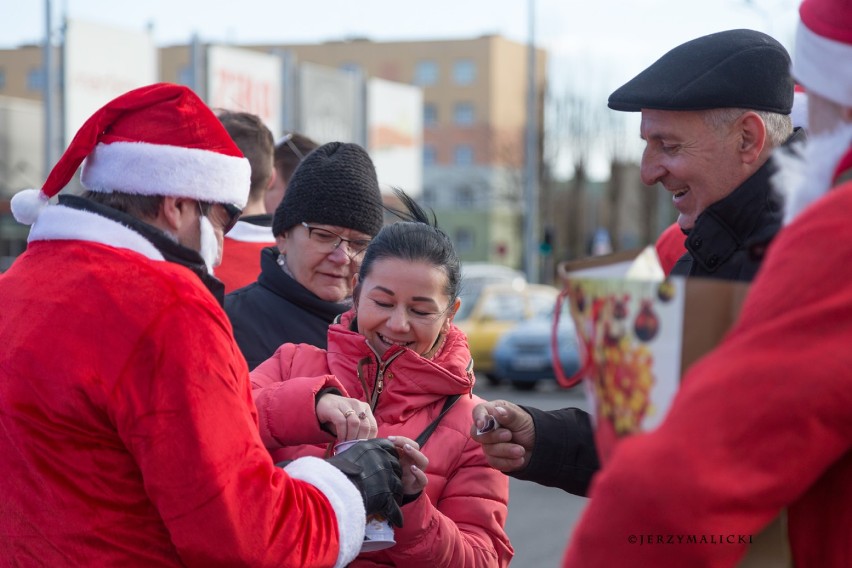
xmin=225 ymin=141 xmax=385 ymax=370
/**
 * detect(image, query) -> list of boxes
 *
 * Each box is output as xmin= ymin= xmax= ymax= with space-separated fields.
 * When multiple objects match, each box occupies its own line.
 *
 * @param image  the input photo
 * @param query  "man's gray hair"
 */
xmin=702 ymin=108 xmax=793 ymax=148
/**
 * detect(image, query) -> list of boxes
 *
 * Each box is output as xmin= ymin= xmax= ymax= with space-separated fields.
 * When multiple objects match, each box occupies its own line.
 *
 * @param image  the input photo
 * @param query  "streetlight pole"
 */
xmin=44 ymin=0 xmax=56 ymax=178
xmin=523 ymin=0 xmax=539 ymax=283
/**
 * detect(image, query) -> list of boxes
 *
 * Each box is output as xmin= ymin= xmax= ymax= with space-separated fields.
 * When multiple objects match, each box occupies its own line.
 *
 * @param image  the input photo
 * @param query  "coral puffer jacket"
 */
xmin=251 ymin=310 xmax=513 ymax=568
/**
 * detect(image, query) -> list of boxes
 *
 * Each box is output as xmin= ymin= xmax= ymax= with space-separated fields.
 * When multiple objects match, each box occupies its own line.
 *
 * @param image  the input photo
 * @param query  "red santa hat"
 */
xmin=11 ymin=82 xmax=250 ymax=225
xmin=793 ymin=0 xmax=852 ymax=107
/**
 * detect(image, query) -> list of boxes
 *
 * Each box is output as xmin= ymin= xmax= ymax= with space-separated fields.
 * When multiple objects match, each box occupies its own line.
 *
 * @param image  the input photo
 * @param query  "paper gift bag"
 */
xmin=554 ymin=249 xmax=789 ymax=568
xmin=555 ymin=248 xmax=749 ymax=462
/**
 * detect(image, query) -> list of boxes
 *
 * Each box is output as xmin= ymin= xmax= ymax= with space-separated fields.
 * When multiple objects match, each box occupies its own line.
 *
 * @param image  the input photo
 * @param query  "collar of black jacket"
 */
xmin=682 ymin=128 xmax=806 ymax=274
xmin=58 ymin=194 xmax=226 ymax=306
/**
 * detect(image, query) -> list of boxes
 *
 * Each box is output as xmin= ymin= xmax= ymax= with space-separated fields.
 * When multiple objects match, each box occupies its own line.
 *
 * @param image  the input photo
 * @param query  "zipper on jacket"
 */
xmin=465 ymin=358 xmax=475 ymax=398
xmin=357 ymin=350 xmax=404 ymax=412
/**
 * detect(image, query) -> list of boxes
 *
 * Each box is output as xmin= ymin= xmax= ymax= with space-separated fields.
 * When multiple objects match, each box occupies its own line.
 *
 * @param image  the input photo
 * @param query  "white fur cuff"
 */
xmin=285 ymin=456 xmax=366 ymax=568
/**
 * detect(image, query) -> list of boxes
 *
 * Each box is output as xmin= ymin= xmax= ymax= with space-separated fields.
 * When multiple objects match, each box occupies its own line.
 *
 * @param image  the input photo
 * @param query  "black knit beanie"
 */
xmin=272 ymin=141 xmax=384 ymax=237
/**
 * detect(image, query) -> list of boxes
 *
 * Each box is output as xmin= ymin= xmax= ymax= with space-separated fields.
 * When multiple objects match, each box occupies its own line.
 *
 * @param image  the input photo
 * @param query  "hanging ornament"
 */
xmin=604 ymin=318 xmax=627 ymax=347
xmin=634 ymin=299 xmax=660 ymax=342
xmin=657 ymin=279 xmax=676 ymax=303
xmin=613 ymin=294 xmax=630 ymax=320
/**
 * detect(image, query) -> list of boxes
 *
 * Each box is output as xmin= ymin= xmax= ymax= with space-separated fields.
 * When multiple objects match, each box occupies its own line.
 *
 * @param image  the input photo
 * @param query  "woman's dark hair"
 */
xmin=358 ymin=188 xmax=461 ymax=302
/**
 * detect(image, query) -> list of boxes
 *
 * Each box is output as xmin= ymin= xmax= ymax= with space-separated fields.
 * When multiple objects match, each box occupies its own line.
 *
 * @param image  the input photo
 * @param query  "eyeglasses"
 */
xmin=301 ymin=222 xmax=371 ymax=260
xmin=276 ymin=132 xmax=304 ymax=160
xmin=200 ymin=201 xmax=242 ymax=234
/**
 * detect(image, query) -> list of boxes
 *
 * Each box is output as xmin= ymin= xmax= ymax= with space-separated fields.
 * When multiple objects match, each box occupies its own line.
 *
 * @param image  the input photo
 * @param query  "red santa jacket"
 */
xmin=654 ymin=222 xmax=686 ymax=276
xmin=0 ymin=204 xmax=364 ymax=568
xmin=251 ymin=311 xmax=513 ymax=568
xmin=564 ymin=146 xmax=852 ymax=567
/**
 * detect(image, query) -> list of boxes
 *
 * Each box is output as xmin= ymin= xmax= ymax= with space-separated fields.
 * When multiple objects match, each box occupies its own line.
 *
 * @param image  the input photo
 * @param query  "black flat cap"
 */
xmin=608 ymin=29 xmax=794 ymax=114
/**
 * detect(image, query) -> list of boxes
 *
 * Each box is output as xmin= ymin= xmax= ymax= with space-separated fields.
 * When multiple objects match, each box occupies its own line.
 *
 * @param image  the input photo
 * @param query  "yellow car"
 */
xmin=455 ymin=282 xmax=559 ymax=385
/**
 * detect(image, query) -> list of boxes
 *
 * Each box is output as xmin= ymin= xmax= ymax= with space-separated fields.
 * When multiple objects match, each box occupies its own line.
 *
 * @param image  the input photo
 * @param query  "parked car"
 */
xmin=455 ymin=281 xmax=559 ymax=385
xmin=492 ymin=297 xmax=582 ymax=391
xmin=455 ymin=263 xmax=527 ymax=322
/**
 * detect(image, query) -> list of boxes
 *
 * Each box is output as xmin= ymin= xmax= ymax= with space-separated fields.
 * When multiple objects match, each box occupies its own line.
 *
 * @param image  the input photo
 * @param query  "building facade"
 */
xmin=160 ymin=36 xmax=548 ymax=268
xmin=0 ymin=35 xmax=547 ymax=269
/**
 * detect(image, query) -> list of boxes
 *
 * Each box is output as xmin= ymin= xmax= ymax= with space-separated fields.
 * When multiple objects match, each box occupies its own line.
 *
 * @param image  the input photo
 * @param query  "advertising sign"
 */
xmin=63 ymin=19 xmax=157 ymax=147
xmin=299 ymin=62 xmax=360 ymax=145
xmin=207 ymin=45 xmax=282 ymax=137
xmin=367 ymin=78 xmax=423 ymax=195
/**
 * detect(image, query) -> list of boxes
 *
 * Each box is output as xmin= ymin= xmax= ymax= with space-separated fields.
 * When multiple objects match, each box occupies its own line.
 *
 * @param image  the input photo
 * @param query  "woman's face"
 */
xmin=277 ymin=222 xmax=371 ymax=302
xmin=355 ymin=257 xmax=459 ymax=358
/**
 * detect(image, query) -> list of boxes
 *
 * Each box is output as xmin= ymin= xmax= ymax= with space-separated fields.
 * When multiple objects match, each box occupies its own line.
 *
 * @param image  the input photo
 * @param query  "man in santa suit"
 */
xmin=561 ymin=0 xmax=852 ymax=565
xmin=0 ymin=83 xmax=405 ymax=567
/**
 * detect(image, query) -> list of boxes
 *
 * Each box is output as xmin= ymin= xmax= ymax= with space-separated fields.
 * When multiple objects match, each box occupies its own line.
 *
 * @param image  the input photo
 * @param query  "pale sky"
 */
xmin=1 ymin=0 xmax=801 ymax=178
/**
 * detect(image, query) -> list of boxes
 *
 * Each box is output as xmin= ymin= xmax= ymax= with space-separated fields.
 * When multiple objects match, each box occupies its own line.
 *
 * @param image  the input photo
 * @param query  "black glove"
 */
xmin=326 ymin=438 xmax=405 ymax=528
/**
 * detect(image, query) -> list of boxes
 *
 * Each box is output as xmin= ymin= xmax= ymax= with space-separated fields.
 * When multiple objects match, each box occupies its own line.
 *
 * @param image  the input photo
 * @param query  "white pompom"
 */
xmin=10 ymin=189 xmax=49 ymax=225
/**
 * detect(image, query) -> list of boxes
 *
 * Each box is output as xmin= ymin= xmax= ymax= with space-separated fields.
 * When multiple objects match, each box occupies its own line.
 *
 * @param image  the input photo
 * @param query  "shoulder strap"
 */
xmin=415 ymin=394 xmax=462 ymax=448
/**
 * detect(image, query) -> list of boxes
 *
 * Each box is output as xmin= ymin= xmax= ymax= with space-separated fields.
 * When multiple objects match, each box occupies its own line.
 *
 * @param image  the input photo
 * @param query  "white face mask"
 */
xmin=199 ymin=214 xmax=219 ymax=274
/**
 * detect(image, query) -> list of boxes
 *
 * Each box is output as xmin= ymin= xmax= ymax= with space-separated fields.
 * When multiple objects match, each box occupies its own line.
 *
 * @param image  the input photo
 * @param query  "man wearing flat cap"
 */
xmin=470 ymin=29 xmax=804 ymax=501
xmin=469 ymin=32 xmax=813 ymax=545
xmin=611 ymin=28 xmax=804 ymax=280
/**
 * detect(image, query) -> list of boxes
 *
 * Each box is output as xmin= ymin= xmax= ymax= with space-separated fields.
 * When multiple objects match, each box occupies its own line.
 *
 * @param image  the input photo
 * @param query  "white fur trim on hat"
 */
xmin=793 ymin=21 xmax=852 ymax=108
xmin=225 ymin=220 xmax=275 ymax=243
xmin=81 ymin=141 xmax=251 ymax=208
xmin=284 ymin=456 xmax=366 ymax=568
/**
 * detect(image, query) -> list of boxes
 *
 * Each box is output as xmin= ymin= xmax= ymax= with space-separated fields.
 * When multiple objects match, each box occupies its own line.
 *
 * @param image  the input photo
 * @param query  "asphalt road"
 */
xmin=472 ymin=377 xmax=592 ymax=567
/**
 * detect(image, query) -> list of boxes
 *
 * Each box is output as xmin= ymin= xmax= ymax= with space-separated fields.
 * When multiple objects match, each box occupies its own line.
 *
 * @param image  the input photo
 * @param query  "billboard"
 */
xmin=298 ymin=62 xmax=361 ymax=145
xmin=63 ymin=19 xmax=157 ymax=147
xmin=206 ymin=45 xmax=282 ymax=138
xmin=367 ymin=78 xmax=423 ymax=196
xmin=0 ymin=96 xmax=42 ymax=197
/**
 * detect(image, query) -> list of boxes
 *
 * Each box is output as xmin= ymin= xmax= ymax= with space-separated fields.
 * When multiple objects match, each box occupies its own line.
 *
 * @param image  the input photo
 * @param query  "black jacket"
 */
xmin=224 ymin=247 xmax=350 ymax=370
xmin=671 ymin=127 xmax=807 ymax=280
xmin=509 ymin=406 xmax=600 ymax=497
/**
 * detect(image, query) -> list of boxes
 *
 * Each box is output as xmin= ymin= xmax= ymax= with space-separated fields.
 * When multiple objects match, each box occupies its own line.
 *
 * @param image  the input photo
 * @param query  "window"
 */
xmin=339 ymin=62 xmax=362 ymax=75
xmin=422 ymin=185 xmax=436 ymax=205
xmin=423 ymin=145 xmax=437 ymax=166
xmin=423 ymin=103 xmax=438 ymax=127
xmin=27 ymin=67 xmax=44 ymax=92
xmin=454 ymin=145 xmax=474 ymax=166
xmin=456 ymin=185 xmax=475 ymax=208
xmin=414 ymin=60 xmax=438 ymax=86
xmin=453 ymin=59 xmax=476 ymax=85
xmin=481 ymin=292 xmax=526 ymax=322
xmin=455 ymin=228 xmax=475 ymax=253
xmin=177 ymin=65 xmax=194 ymax=87
xmin=453 ymin=102 xmax=474 ymax=126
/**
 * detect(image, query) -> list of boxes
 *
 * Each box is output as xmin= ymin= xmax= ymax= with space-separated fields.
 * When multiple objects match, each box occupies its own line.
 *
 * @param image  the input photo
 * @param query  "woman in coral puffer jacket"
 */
xmin=251 ymin=191 xmax=512 ymax=568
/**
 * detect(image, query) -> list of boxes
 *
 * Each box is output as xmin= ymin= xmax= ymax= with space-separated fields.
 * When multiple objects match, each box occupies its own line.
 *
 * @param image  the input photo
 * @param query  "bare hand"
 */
xmin=470 ymin=400 xmax=535 ymax=472
xmin=387 ymin=435 xmax=428 ymax=497
xmin=315 ymin=394 xmax=377 ymax=442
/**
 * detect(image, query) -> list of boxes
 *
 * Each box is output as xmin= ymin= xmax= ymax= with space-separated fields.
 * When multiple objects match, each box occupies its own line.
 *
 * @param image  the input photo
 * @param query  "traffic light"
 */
xmin=539 ymin=226 xmax=554 ymax=256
